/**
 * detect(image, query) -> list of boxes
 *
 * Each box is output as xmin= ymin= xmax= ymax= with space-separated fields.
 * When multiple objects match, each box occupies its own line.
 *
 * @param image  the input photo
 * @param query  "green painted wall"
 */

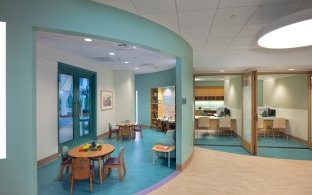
xmin=135 ymin=68 xmax=176 ymax=125
xmin=0 ymin=0 xmax=193 ymax=194
xmin=257 ymin=80 xmax=263 ymax=106
xmin=263 ymin=75 xmax=307 ymax=109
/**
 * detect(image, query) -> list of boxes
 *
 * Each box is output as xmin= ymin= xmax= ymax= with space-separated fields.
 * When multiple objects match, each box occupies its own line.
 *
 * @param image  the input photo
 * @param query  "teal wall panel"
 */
xmin=0 ymin=0 xmax=193 ymax=194
xmin=135 ymin=68 xmax=176 ymax=125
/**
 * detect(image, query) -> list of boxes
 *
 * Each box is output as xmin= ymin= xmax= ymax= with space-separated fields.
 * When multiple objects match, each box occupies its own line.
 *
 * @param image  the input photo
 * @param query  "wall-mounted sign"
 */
xmin=0 ymin=21 xmax=6 ymax=159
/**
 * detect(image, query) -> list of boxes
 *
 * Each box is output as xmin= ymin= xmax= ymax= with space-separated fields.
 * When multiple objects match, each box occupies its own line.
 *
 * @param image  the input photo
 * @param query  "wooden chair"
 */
xmin=58 ymin=145 xmax=72 ymax=180
xmin=157 ymin=119 xmax=163 ymax=131
xmin=103 ymin=146 xmax=126 ymax=181
xmin=218 ymin=117 xmax=232 ymax=136
xmin=271 ymin=118 xmax=287 ymax=139
xmin=121 ymin=125 xmax=131 ymax=140
xmin=108 ymin=123 xmax=119 ymax=139
xmin=197 ymin=117 xmax=210 ymax=138
xmin=257 ymin=118 xmax=265 ymax=138
xmin=70 ymin=157 xmax=94 ymax=194
xmin=133 ymin=123 xmax=143 ymax=138
xmin=165 ymin=120 xmax=170 ymax=132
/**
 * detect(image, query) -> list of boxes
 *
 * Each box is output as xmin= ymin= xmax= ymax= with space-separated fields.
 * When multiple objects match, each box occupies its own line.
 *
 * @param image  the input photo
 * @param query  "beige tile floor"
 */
xmin=150 ymin=146 xmax=312 ymax=195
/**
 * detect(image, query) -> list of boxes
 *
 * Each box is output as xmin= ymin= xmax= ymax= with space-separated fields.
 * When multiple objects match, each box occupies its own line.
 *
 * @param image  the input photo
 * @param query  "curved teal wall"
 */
xmin=0 ymin=0 xmax=193 ymax=194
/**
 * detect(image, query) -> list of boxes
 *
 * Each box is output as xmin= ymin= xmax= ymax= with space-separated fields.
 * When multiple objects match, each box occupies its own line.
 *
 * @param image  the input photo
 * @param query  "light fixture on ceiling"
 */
xmin=109 ymin=52 xmax=115 ymax=56
xmin=124 ymin=61 xmax=129 ymax=64
xmin=134 ymin=67 xmax=139 ymax=70
xmin=257 ymin=8 xmax=312 ymax=49
xmin=84 ymin=38 xmax=92 ymax=42
xmin=288 ymin=68 xmax=295 ymax=71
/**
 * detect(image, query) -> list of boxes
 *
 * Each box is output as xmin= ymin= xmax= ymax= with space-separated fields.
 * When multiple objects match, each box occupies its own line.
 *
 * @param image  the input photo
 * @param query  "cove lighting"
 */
xmin=257 ymin=8 xmax=312 ymax=49
xmin=0 ymin=21 xmax=6 ymax=159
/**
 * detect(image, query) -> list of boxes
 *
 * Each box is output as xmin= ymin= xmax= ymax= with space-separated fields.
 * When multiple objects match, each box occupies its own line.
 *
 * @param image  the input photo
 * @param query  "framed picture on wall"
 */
xmin=101 ymin=90 xmax=113 ymax=110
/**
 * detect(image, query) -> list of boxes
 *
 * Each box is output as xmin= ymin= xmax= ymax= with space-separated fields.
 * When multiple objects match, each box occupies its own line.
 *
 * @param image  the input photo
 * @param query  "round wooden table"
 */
xmin=68 ymin=144 xmax=115 ymax=183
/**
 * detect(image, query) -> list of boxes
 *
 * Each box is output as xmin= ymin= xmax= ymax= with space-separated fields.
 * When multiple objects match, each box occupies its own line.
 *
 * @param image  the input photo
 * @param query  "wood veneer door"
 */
xmin=241 ymin=70 xmax=257 ymax=155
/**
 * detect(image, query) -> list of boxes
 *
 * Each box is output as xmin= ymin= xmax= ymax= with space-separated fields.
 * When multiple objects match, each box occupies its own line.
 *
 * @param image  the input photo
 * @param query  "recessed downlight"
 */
xmin=109 ymin=52 xmax=115 ymax=56
xmin=124 ymin=61 xmax=129 ymax=64
xmin=288 ymin=68 xmax=295 ymax=71
xmin=84 ymin=38 xmax=92 ymax=42
xmin=134 ymin=67 xmax=139 ymax=70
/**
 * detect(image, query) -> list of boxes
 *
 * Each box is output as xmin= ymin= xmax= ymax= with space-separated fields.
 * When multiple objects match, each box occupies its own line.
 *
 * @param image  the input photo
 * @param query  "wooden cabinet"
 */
xmin=150 ymin=88 xmax=158 ymax=127
xmin=195 ymin=86 xmax=224 ymax=101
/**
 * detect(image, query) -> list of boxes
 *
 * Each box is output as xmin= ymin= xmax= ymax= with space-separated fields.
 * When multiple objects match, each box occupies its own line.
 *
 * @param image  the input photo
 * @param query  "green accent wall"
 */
xmin=135 ymin=68 xmax=176 ymax=125
xmin=258 ymin=80 xmax=263 ymax=106
xmin=0 ymin=0 xmax=193 ymax=194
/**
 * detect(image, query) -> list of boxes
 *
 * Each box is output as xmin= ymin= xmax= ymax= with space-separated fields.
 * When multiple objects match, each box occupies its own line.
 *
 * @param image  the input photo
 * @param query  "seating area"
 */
xmin=42 ymin=128 xmax=176 ymax=194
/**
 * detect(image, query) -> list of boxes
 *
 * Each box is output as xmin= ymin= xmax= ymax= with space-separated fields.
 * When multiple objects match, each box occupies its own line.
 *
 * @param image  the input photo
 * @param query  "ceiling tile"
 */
xmin=142 ymin=13 xmax=179 ymax=31
xmin=213 ymin=6 xmax=258 ymax=26
xmin=237 ymin=24 xmax=263 ymax=37
xmin=228 ymin=37 xmax=255 ymax=49
xmin=176 ymin=0 xmax=219 ymax=11
xmin=262 ymin=0 xmax=305 ymax=5
xmin=205 ymin=36 xmax=233 ymax=49
xmin=91 ymin=0 xmax=138 ymax=14
xmin=219 ymin=0 xmax=262 ymax=8
xmin=209 ymin=25 xmax=243 ymax=38
xmin=132 ymin=0 xmax=176 ymax=14
xmin=178 ymin=10 xmax=216 ymax=28
xmin=248 ymin=3 xmax=302 ymax=24
xmin=180 ymin=27 xmax=210 ymax=38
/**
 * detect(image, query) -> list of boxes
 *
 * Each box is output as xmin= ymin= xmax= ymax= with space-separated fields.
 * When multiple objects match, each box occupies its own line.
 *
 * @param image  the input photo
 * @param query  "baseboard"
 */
xmin=176 ymin=149 xmax=194 ymax=172
xmin=37 ymin=153 xmax=58 ymax=168
xmin=97 ymin=132 xmax=109 ymax=139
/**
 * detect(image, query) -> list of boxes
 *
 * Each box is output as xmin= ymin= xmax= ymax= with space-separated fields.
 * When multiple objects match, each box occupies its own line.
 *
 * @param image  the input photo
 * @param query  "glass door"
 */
xmin=242 ymin=71 xmax=257 ymax=155
xmin=58 ymin=63 xmax=96 ymax=149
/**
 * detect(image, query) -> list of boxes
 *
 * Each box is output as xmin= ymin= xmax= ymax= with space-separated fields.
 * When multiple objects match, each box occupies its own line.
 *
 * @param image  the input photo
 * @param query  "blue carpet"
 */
xmin=195 ymin=135 xmax=241 ymax=146
xmin=38 ymin=129 xmax=176 ymax=195
xmin=258 ymin=137 xmax=307 ymax=148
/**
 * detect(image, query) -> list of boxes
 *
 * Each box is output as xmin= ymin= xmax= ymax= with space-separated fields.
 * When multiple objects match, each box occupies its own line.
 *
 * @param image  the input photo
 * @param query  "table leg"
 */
xmin=98 ymin=157 xmax=102 ymax=183
xmin=152 ymin=151 xmax=155 ymax=165
xmin=168 ymin=152 xmax=170 ymax=168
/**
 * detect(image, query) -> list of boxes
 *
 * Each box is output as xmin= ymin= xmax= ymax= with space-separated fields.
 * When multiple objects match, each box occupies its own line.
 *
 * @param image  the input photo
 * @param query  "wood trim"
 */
xmin=37 ymin=153 xmax=58 ymax=168
xmin=308 ymin=73 xmax=311 ymax=148
xmin=241 ymin=139 xmax=252 ymax=154
xmin=176 ymin=149 xmax=194 ymax=172
xmin=97 ymin=132 xmax=108 ymax=140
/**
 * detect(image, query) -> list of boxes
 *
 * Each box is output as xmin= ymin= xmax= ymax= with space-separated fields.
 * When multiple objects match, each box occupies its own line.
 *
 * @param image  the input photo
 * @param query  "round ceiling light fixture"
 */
xmin=257 ymin=8 xmax=312 ymax=49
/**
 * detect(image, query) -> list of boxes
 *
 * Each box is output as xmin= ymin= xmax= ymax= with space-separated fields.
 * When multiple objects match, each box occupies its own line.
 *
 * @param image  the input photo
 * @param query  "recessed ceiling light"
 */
xmin=288 ymin=68 xmax=295 ymax=71
xmin=124 ymin=61 xmax=129 ymax=64
xmin=134 ymin=67 xmax=139 ymax=70
xmin=109 ymin=52 xmax=115 ymax=56
xmin=220 ymin=69 xmax=226 ymax=72
xmin=257 ymin=8 xmax=312 ymax=49
xmin=84 ymin=38 xmax=92 ymax=42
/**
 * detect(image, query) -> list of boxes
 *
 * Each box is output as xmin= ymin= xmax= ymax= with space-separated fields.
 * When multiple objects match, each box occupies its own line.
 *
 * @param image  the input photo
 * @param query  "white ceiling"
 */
xmin=37 ymin=1 xmax=312 ymax=75
xmin=36 ymin=31 xmax=176 ymax=74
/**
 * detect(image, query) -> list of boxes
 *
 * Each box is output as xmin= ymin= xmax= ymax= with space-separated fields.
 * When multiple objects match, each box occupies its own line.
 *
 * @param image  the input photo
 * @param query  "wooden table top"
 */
xmin=116 ymin=122 xmax=136 ymax=127
xmin=68 ymin=144 xmax=115 ymax=158
xmin=152 ymin=144 xmax=175 ymax=153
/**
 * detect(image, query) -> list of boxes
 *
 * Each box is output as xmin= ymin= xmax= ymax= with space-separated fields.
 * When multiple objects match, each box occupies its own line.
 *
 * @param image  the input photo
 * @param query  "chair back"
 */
xmin=71 ymin=157 xmax=91 ymax=180
xmin=118 ymin=147 xmax=125 ymax=165
xmin=108 ymin=123 xmax=112 ymax=130
xmin=61 ymin=146 xmax=70 ymax=162
xmin=257 ymin=118 xmax=264 ymax=129
xmin=219 ymin=117 xmax=231 ymax=128
xmin=135 ymin=123 xmax=142 ymax=131
xmin=166 ymin=120 xmax=170 ymax=130
xmin=273 ymin=118 xmax=286 ymax=129
xmin=121 ymin=125 xmax=130 ymax=136
xmin=198 ymin=117 xmax=210 ymax=128
xmin=157 ymin=119 xmax=162 ymax=129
